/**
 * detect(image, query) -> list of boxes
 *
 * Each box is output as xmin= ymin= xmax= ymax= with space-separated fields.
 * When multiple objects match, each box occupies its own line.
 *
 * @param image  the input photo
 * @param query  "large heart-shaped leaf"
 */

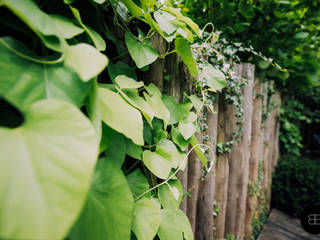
xmin=3 ymin=0 xmax=63 ymax=51
xmin=155 ymin=139 xmax=186 ymax=169
xmin=157 ymin=209 xmax=193 ymax=240
xmin=99 ymin=87 xmax=144 ymax=145
xmin=142 ymin=150 xmax=172 ymax=180
xmin=69 ymin=158 xmax=133 ymax=240
xmin=127 ymin=169 xmax=150 ymax=198
xmin=200 ymin=62 xmax=226 ymax=91
xmin=175 ymin=37 xmax=198 ymax=77
xmin=178 ymin=122 xmax=196 ymax=140
xmin=125 ymin=32 xmax=159 ymax=69
xmin=64 ymin=43 xmax=108 ymax=82
xmin=158 ymin=180 xmax=183 ymax=209
xmin=69 ymin=6 xmax=106 ymax=51
xmin=0 ymin=99 xmax=98 ymax=240
xmin=0 ymin=37 xmax=91 ymax=112
xmin=108 ymin=61 xmax=137 ymax=81
xmin=132 ymin=197 xmax=161 ymax=240
xmin=154 ymin=10 xmax=178 ymax=35
xmin=145 ymin=84 xmax=170 ymax=127
xmin=162 ymin=95 xmax=192 ymax=125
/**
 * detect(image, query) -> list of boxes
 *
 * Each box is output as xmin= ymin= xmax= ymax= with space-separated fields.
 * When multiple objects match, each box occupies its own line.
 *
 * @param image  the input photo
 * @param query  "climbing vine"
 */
xmin=0 ymin=0 xmax=229 ymax=239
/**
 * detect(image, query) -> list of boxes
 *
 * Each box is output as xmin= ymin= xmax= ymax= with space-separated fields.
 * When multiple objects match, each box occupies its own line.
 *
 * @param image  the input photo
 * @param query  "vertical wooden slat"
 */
xmin=244 ymin=77 xmax=263 ymax=240
xmin=196 ymin=100 xmax=219 ymax=240
xmin=225 ymin=63 xmax=254 ymax=239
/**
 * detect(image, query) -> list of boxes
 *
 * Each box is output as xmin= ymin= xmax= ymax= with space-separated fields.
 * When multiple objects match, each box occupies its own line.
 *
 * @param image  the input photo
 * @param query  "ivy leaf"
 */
xmin=64 ymin=43 xmax=108 ymax=82
xmin=175 ymin=37 xmax=198 ymax=77
xmin=132 ymin=198 xmax=161 ymax=240
xmin=145 ymin=84 xmax=170 ymax=127
xmin=115 ymin=75 xmax=144 ymax=89
xmin=157 ymin=209 xmax=193 ymax=240
xmin=108 ymin=61 xmax=137 ymax=81
xmin=127 ymin=169 xmax=150 ymax=198
xmin=125 ymin=32 xmax=159 ymax=69
xmin=142 ymin=150 xmax=172 ymax=180
xmin=69 ymin=158 xmax=133 ymax=240
xmin=158 ymin=180 xmax=183 ymax=209
xmin=155 ymin=139 xmax=186 ymax=169
xmin=99 ymin=88 xmax=144 ymax=145
xmin=162 ymin=95 xmax=192 ymax=125
xmin=0 ymin=37 xmax=91 ymax=112
xmin=0 ymin=99 xmax=98 ymax=240
xmin=178 ymin=122 xmax=196 ymax=140
xmin=200 ymin=62 xmax=226 ymax=91
xmin=70 ymin=6 xmax=106 ymax=51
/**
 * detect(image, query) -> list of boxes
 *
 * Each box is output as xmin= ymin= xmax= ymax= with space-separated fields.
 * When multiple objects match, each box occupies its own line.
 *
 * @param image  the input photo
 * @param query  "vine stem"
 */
xmin=134 ymin=143 xmax=215 ymax=201
xmin=0 ymin=39 xmax=64 ymax=64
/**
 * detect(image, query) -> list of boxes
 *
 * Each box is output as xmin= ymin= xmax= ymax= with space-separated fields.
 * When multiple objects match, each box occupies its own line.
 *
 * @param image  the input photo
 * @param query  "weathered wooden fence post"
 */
xmin=214 ymin=94 xmax=232 ymax=239
xmin=225 ymin=63 xmax=254 ymax=239
xmin=244 ymin=77 xmax=263 ymax=239
xmin=196 ymin=100 xmax=219 ymax=240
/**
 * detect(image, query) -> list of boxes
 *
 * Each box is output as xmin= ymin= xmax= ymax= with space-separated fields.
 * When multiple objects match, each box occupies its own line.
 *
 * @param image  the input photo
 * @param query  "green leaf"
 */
xmin=294 ymin=31 xmax=309 ymax=39
xmin=126 ymin=139 xmax=143 ymax=160
xmin=105 ymin=130 xmax=127 ymax=168
xmin=85 ymin=79 xmax=101 ymax=142
xmin=0 ymin=99 xmax=98 ymax=240
xmin=158 ymin=180 xmax=183 ymax=209
xmin=69 ymin=158 xmax=133 ymax=240
xmin=156 ymin=139 xmax=186 ymax=169
xmin=157 ymin=209 xmax=193 ymax=240
xmin=115 ymin=75 xmax=144 ymax=89
xmin=154 ymin=10 xmax=178 ymax=35
xmin=178 ymin=122 xmax=196 ymax=140
xmin=145 ymin=84 xmax=170 ymax=127
xmin=162 ymin=95 xmax=192 ymax=125
xmin=175 ymin=37 xmax=198 ymax=77
xmin=64 ymin=43 xmax=108 ymax=82
xmin=152 ymin=118 xmax=168 ymax=143
xmin=200 ymin=62 xmax=226 ymax=91
xmin=184 ymin=112 xmax=197 ymax=123
xmin=171 ymin=127 xmax=190 ymax=151
xmin=188 ymin=95 xmax=202 ymax=113
xmin=0 ymin=37 xmax=91 ymax=112
xmin=99 ymin=87 xmax=144 ymax=145
xmin=125 ymin=32 xmax=159 ymax=69
xmin=162 ymin=7 xmax=200 ymax=37
xmin=50 ymin=15 xmax=84 ymax=39
xmin=127 ymin=169 xmax=150 ymax=198
xmin=132 ymin=198 xmax=161 ymax=240
xmin=3 ymin=0 xmax=62 ymax=51
xmin=190 ymin=135 xmax=208 ymax=168
xmin=70 ymin=6 xmax=106 ymax=51
xmin=121 ymin=0 xmax=143 ymax=18
xmin=142 ymin=150 xmax=172 ymax=180
xmin=258 ymin=60 xmax=270 ymax=70
xmin=92 ymin=0 xmax=106 ymax=4
xmin=108 ymin=61 xmax=137 ymax=81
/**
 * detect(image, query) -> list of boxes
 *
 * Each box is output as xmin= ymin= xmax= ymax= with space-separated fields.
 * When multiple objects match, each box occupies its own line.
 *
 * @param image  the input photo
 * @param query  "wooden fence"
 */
xmin=145 ymin=35 xmax=281 ymax=240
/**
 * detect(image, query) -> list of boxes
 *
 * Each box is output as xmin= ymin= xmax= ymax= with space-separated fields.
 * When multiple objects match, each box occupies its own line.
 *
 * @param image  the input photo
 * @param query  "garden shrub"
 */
xmin=272 ymin=154 xmax=320 ymax=217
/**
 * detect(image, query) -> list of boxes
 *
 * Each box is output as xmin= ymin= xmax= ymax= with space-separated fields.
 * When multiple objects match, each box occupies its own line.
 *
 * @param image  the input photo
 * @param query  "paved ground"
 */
xmin=258 ymin=209 xmax=320 ymax=240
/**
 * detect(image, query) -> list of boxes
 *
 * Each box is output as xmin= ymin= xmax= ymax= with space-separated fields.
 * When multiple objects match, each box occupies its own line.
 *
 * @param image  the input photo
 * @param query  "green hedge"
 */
xmin=271 ymin=155 xmax=320 ymax=217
